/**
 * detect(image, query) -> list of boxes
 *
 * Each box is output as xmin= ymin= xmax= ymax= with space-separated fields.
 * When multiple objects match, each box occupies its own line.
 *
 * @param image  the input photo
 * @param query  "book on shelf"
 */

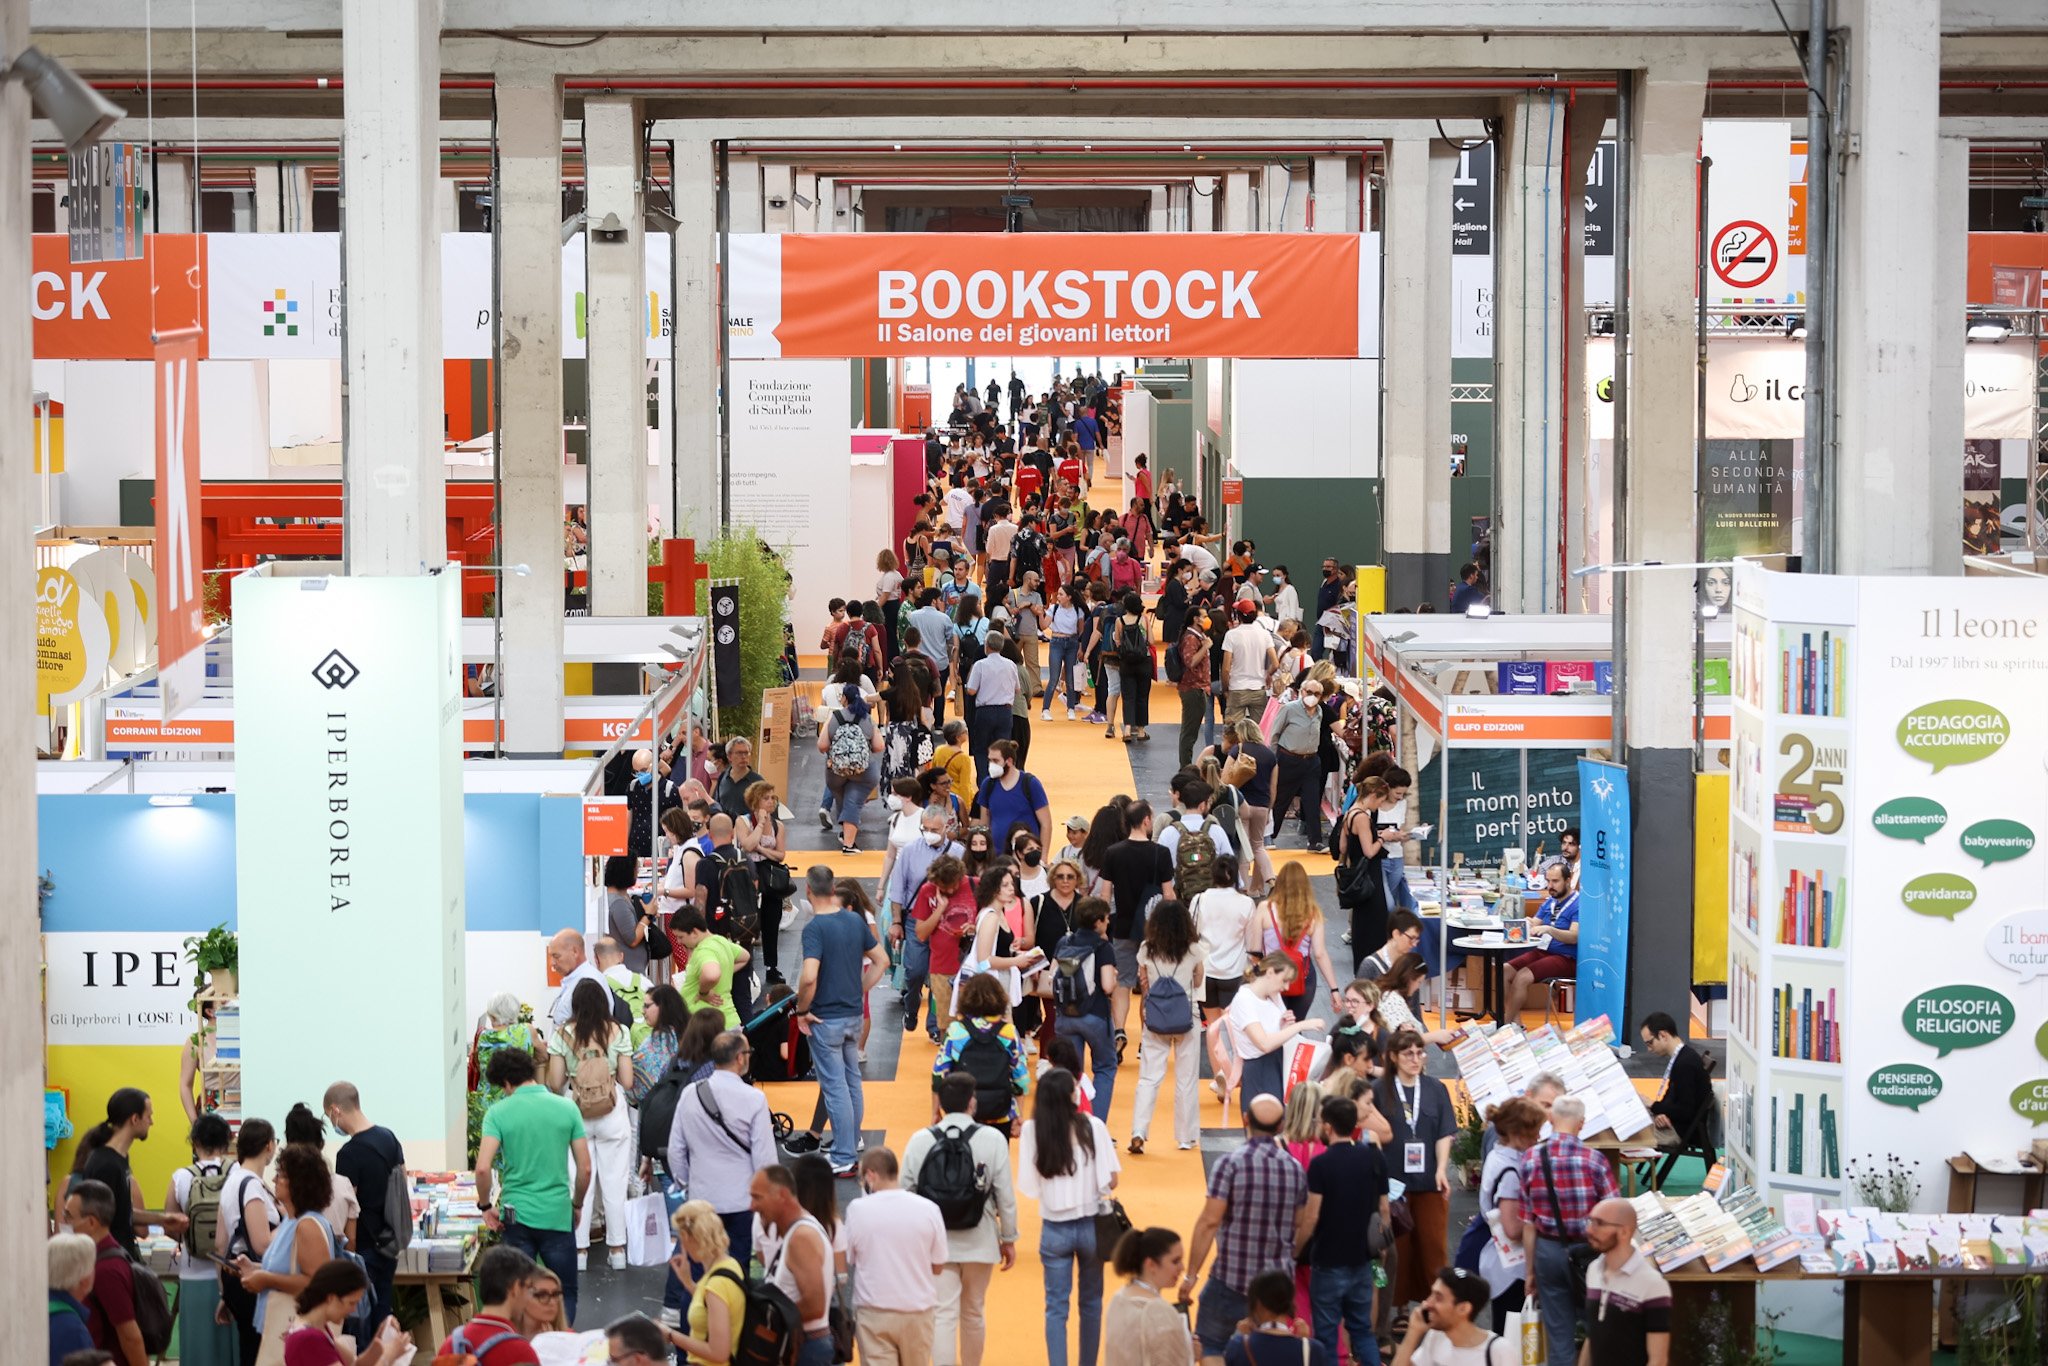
xmin=1865 ymin=1240 xmax=1902 ymax=1272
xmin=1770 ymin=984 xmax=1840 ymax=1062
xmin=1896 ymin=1236 xmax=1934 ymax=1272
xmin=1777 ymin=628 xmax=1848 ymax=718
xmin=1778 ymin=868 xmax=1842 ymax=949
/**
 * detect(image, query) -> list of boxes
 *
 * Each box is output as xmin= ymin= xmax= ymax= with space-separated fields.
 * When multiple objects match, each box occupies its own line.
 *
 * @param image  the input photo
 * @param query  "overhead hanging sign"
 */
xmin=1701 ymin=121 xmax=1793 ymax=305
xmin=726 ymin=232 xmax=1382 ymax=360
xmin=154 ymin=329 xmax=206 ymax=720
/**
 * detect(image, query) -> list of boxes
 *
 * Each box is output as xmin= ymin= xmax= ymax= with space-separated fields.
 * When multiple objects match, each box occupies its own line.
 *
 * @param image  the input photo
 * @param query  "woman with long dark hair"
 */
xmin=1018 ymin=1069 xmax=1120 ymax=1366
xmin=630 ymin=984 xmax=692 ymax=1103
xmin=1127 ymin=898 xmax=1204 ymax=1155
xmin=218 ymin=1118 xmax=280 ymax=1362
xmin=232 ymin=1142 xmax=337 ymax=1364
xmin=1077 ymin=802 xmax=1128 ymax=890
xmin=546 ymin=977 xmax=633 ymax=1272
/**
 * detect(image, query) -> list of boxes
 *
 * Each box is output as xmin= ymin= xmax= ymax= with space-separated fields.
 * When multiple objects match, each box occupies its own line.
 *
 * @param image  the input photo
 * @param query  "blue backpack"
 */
xmin=1141 ymin=965 xmax=1195 ymax=1036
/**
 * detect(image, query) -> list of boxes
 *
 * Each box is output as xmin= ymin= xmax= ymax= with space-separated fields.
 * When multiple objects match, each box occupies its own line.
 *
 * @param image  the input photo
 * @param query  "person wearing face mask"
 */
xmin=970 ymin=738 xmax=1051 ymax=856
xmin=1010 ymin=830 xmax=1051 ymax=900
xmin=1268 ymin=681 xmax=1328 ymax=850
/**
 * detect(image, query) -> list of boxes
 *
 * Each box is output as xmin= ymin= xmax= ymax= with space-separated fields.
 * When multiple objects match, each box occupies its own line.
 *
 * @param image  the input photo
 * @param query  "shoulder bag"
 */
xmin=1538 ymin=1143 xmax=1599 ymax=1307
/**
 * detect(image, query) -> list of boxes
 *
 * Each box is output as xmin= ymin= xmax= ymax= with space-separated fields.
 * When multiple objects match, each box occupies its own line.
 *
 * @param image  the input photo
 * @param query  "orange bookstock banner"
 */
xmin=727 ymin=232 xmax=1381 ymax=360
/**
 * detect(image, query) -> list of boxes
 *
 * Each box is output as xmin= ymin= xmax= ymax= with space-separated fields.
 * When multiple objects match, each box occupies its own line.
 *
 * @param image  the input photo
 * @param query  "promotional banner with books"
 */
xmin=1728 ymin=567 xmax=2048 ymax=1219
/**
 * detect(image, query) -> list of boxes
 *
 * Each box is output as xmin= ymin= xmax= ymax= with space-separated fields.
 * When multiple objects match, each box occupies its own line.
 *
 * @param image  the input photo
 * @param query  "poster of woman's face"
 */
xmin=1698 ymin=565 xmax=1734 ymax=609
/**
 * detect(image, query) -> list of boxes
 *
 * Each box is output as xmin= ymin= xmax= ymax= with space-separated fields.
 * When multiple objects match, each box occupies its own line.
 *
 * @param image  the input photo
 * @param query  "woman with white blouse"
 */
xmin=1019 ymin=1068 xmax=1121 ymax=1366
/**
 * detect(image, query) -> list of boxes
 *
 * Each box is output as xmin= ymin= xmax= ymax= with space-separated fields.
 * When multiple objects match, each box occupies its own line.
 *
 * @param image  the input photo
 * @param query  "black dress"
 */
xmin=1339 ymin=807 xmax=1389 ymax=958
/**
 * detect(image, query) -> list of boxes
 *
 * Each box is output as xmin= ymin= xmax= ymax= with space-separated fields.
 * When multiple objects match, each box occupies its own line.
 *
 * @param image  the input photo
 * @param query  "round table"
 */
xmin=1451 ymin=935 xmax=1530 ymax=1023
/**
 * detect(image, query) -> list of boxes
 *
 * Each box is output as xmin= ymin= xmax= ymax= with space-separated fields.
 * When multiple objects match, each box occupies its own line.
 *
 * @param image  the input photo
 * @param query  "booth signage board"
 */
xmin=728 ymin=359 xmax=855 ymax=647
xmin=1414 ymin=746 xmax=1581 ymax=865
xmin=154 ymin=330 xmax=206 ymax=720
xmin=44 ymin=933 xmax=199 ymax=1046
xmin=725 ymin=232 xmax=1382 ymax=360
xmin=1729 ymin=567 xmax=2048 ymax=1208
xmin=104 ymin=700 xmax=676 ymax=754
xmin=1575 ymin=759 xmax=1632 ymax=1029
xmin=36 ymin=566 xmax=111 ymax=719
xmin=582 ymin=798 xmax=630 ymax=856
xmin=232 ymin=572 xmax=467 ymax=1168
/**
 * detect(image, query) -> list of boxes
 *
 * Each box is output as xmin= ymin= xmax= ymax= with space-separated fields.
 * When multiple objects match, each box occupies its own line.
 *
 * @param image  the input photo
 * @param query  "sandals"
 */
xmin=1115 ymin=1028 xmax=1128 ymax=1063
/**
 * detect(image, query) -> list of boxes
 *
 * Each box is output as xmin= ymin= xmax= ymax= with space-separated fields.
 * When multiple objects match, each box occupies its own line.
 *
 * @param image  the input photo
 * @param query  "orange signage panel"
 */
xmin=33 ymin=234 xmax=206 ymax=360
xmin=763 ymin=233 xmax=1369 ymax=359
xmin=582 ymin=798 xmax=631 ymax=856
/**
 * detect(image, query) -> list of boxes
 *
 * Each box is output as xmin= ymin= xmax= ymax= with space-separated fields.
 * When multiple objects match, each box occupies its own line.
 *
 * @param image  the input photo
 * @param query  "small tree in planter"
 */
xmin=1449 ymin=1095 xmax=1487 ymax=1189
xmin=182 ymin=924 xmax=239 ymax=997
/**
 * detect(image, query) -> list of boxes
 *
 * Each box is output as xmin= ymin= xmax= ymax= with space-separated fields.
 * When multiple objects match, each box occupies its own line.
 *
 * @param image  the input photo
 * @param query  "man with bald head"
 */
xmin=1181 ymin=1092 xmax=1311 ymax=1366
xmin=546 ymin=928 xmax=620 ymax=1029
xmin=1583 ymin=1198 xmax=1670 ymax=1366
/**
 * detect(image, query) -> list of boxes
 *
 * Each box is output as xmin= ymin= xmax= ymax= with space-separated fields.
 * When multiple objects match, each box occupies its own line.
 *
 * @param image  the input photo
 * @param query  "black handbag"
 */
xmin=1539 ymin=1145 xmax=1599 ymax=1306
xmin=1094 ymin=1197 xmax=1133 ymax=1258
xmin=757 ymin=858 xmax=795 ymax=900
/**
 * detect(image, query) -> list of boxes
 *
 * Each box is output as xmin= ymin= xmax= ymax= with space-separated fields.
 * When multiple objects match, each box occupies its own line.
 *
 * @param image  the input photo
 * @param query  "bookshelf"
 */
xmin=1728 ymin=577 xmax=1857 ymax=1206
xmin=196 ymin=984 xmax=242 ymax=1128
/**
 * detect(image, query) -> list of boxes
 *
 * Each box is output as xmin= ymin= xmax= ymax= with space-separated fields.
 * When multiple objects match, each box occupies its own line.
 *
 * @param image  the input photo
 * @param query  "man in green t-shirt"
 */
xmin=475 ymin=1046 xmax=591 ymax=1324
xmin=673 ymin=905 xmax=750 ymax=1030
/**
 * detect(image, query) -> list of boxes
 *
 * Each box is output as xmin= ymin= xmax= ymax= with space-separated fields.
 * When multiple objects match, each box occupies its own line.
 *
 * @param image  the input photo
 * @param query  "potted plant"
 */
xmin=183 ymin=924 xmax=239 ymax=997
xmin=1449 ymin=1098 xmax=1487 ymax=1189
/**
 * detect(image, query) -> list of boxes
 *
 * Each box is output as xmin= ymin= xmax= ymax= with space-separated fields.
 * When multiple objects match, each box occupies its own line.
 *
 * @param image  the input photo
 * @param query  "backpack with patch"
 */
xmin=827 ymin=710 xmax=873 ymax=778
xmin=1172 ymin=823 xmax=1218 ymax=903
xmin=97 ymin=1245 xmax=173 ymax=1357
xmin=569 ymin=1039 xmax=619 ymax=1119
xmin=707 ymin=849 xmax=761 ymax=947
xmin=1142 ymin=963 xmax=1195 ymax=1037
xmin=1051 ymin=933 xmax=1099 ymax=1019
xmin=956 ymin=1021 xmax=1017 ymax=1125
xmin=1116 ymin=616 xmax=1151 ymax=669
xmin=918 ymin=1123 xmax=992 ymax=1231
xmin=181 ymin=1160 xmax=229 ymax=1267
xmin=721 ymin=1254 xmax=804 ymax=1366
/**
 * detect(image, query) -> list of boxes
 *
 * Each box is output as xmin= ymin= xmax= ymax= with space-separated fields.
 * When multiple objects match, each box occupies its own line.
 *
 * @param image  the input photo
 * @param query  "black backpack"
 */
xmin=98 ymin=1245 xmax=173 ymax=1358
xmin=1116 ymin=616 xmax=1151 ymax=669
xmin=957 ymin=1020 xmax=1017 ymax=1125
xmin=1051 ymin=933 xmax=1099 ymax=1019
xmin=707 ymin=849 xmax=761 ymax=947
xmin=716 ymin=1263 xmax=804 ymax=1366
xmin=638 ymin=1057 xmax=696 ymax=1162
xmin=918 ymin=1123 xmax=992 ymax=1231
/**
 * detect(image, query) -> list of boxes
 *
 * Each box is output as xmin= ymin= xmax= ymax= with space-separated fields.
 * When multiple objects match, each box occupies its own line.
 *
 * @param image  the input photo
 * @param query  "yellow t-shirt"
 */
xmin=688 ymin=1255 xmax=748 ymax=1365
xmin=930 ymin=744 xmax=976 ymax=798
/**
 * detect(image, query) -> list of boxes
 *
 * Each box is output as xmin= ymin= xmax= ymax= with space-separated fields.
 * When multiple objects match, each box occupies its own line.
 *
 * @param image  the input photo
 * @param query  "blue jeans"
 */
xmin=361 ymin=1248 xmax=397 ymax=1339
xmin=1039 ymin=1216 xmax=1103 ymax=1366
xmin=1055 ymin=1012 xmax=1117 ymax=1126
xmin=1533 ymin=1237 xmax=1583 ymax=1366
xmin=501 ymin=1219 xmax=579 ymax=1326
xmin=810 ymin=1014 xmax=865 ymax=1167
xmin=665 ymin=1204 xmax=753 ymax=1312
xmin=796 ymin=1333 xmax=836 ymax=1366
xmin=1047 ymin=635 xmax=1082 ymax=708
xmin=1310 ymin=1263 xmax=1382 ymax=1366
xmin=900 ymin=934 xmax=934 ymax=1032
xmin=825 ymin=771 xmax=875 ymax=826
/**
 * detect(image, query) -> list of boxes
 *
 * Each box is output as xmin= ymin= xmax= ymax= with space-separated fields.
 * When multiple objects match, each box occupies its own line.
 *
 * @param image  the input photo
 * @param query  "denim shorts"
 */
xmin=1194 ymin=1279 xmax=1249 ymax=1354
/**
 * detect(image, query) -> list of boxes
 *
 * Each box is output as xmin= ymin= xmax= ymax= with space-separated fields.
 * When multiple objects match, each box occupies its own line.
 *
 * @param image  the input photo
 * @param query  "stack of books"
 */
xmin=397 ymin=1171 xmax=486 ymax=1274
xmin=210 ymin=1004 xmax=242 ymax=1062
xmin=1816 ymin=1208 xmax=2048 ymax=1272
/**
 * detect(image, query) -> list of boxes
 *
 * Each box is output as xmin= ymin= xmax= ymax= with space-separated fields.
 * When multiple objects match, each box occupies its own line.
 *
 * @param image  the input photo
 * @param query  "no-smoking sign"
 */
xmin=1712 ymin=219 xmax=1779 ymax=290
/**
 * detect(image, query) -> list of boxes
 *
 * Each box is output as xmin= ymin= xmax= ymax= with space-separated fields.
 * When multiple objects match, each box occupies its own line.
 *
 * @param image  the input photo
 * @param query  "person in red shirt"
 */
xmin=435 ymin=1246 xmax=543 ymax=1364
xmin=65 ymin=1181 xmax=143 ymax=1366
xmin=909 ymin=854 xmax=978 ymax=1033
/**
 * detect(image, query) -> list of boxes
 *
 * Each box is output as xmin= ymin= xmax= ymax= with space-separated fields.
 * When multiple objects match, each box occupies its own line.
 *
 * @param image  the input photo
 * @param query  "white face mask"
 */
xmin=923 ymin=830 xmax=947 ymax=847
xmin=885 ymin=794 xmax=904 ymax=812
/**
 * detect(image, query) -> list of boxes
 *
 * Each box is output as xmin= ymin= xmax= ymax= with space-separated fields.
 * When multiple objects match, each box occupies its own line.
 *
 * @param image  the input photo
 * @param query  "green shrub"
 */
xmin=693 ymin=526 xmax=793 ymax=740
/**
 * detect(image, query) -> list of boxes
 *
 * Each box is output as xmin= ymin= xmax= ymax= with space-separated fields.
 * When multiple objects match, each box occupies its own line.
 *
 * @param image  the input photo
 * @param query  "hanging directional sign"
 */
xmin=1583 ymin=141 xmax=1616 ymax=257
xmin=1701 ymin=121 xmax=1792 ymax=303
xmin=1450 ymin=141 xmax=1494 ymax=257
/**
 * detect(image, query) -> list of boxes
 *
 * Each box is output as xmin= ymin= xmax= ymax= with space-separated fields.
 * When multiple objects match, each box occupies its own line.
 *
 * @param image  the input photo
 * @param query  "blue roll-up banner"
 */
xmin=1574 ymin=758 xmax=1632 ymax=1030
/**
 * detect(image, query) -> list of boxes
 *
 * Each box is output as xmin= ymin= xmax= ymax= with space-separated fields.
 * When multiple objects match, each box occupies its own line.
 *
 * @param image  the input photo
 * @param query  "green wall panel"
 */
xmin=1239 ymin=477 xmax=1383 ymax=582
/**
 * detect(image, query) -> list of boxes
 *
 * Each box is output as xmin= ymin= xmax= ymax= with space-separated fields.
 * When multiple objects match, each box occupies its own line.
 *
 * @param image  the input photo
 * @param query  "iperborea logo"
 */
xmin=264 ymin=288 xmax=301 ymax=338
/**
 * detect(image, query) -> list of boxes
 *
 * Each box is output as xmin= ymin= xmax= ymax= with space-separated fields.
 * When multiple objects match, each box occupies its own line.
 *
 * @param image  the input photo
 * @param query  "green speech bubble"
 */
xmin=1903 ymin=984 xmax=2015 ymax=1057
xmin=1960 ymin=819 xmax=2037 ymax=868
xmin=1868 ymin=1064 xmax=1943 ymax=1112
xmin=2038 ymin=1020 xmax=2048 ymax=1063
xmin=1900 ymin=872 xmax=1979 ymax=921
xmin=1896 ymin=700 xmax=2011 ymax=773
xmin=2011 ymin=1079 xmax=2048 ymax=1126
xmin=1871 ymin=797 xmax=1948 ymax=844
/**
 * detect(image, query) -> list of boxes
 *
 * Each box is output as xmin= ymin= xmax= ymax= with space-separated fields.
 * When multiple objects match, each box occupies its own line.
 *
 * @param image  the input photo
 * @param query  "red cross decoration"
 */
xmin=651 ymin=537 xmax=710 ymax=616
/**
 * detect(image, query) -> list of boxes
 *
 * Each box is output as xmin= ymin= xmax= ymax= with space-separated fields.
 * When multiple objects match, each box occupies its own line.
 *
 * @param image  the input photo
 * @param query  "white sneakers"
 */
xmin=608 ymin=1249 xmax=627 ymax=1271
xmin=575 ymin=1250 xmax=588 ymax=1271
xmin=1042 ymin=708 xmax=1053 ymax=721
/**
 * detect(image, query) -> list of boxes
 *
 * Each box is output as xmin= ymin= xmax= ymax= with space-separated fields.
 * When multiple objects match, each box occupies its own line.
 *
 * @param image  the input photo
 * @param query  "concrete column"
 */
xmin=1310 ymin=156 xmax=1348 ymax=231
xmin=761 ymin=163 xmax=795 ymax=232
xmin=1492 ymin=92 xmax=1569 ymax=613
xmin=340 ymin=0 xmax=444 ymax=575
xmin=673 ymin=135 xmax=719 ymax=533
xmin=494 ymin=74 xmax=565 ymax=754
xmin=437 ymin=176 xmax=460 ymax=234
xmin=1563 ymin=97 xmax=1615 ymax=610
xmin=815 ymin=175 xmax=836 ymax=231
xmin=2 ymin=0 xmax=48 ymax=1347
xmin=1928 ymin=133 xmax=1968 ymax=578
xmin=727 ymin=157 xmax=762 ymax=233
xmin=583 ymin=97 xmax=648 ymax=615
xmin=150 ymin=154 xmax=196 ymax=233
xmin=1191 ymin=177 xmax=1217 ymax=231
xmin=1382 ymin=138 xmax=1454 ymax=608
xmin=1147 ymin=186 xmax=1169 ymax=232
xmin=1219 ymin=171 xmax=1252 ymax=232
xmin=1834 ymin=0 xmax=1955 ymax=575
xmin=1620 ymin=69 xmax=1706 ymax=1027
xmin=252 ymin=165 xmax=283 ymax=231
